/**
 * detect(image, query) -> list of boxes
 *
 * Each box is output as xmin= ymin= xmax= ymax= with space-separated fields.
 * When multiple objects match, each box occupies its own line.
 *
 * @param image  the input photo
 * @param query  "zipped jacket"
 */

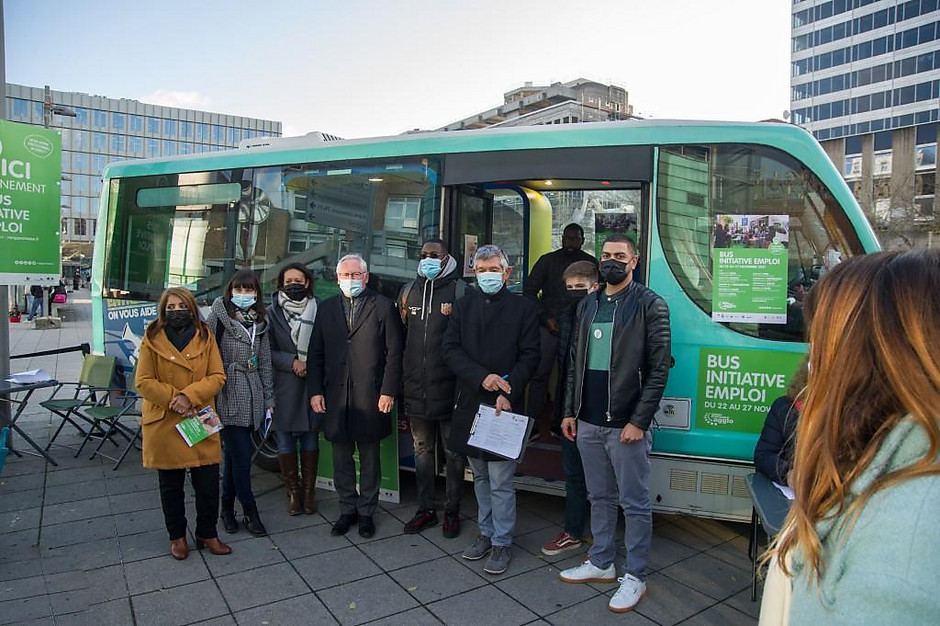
xmin=564 ymin=281 xmax=671 ymax=431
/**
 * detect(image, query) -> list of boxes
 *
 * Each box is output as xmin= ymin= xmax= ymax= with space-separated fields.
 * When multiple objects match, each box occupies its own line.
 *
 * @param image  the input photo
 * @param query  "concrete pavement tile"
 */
xmin=109 ymin=490 xmax=162 ymax=514
xmin=0 ymin=506 xmax=41 ymax=532
xmin=426 ymin=584 xmax=537 ymax=626
xmin=267 ymin=524 xmax=350 ymax=560
xmin=0 ymin=458 xmax=48 ymax=477
xmin=203 ymin=536 xmax=285 ymax=578
xmin=647 ymin=535 xmax=701 ymax=572
xmin=0 ymin=528 xmax=40 ymax=565
xmin=357 ymin=533 xmax=446 ymax=572
xmin=705 ymin=535 xmax=752 ymax=571
xmin=54 ymin=598 xmax=134 ymax=626
xmin=381 ymin=501 xmax=419 ymax=524
xmin=256 ymin=503 xmax=329 ymax=534
xmin=43 ymin=479 xmax=109 ymax=505
xmin=0 ymin=472 xmax=46 ymax=494
xmin=103 ymin=472 xmax=158 ymax=496
xmin=421 ymin=518 xmax=481 ymax=555
xmin=44 ymin=564 xmax=126 ymax=595
xmin=545 ymin=594 xmax=658 ymax=625
xmin=131 ymin=579 xmax=229 ymax=626
xmin=723 ymin=588 xmax=761 ymax=620
xmin=119 ymin=529 xmax=174 ymax=562
xmin=317 ymin=574 xmax=418 ymax=626
xmin=364 ymin=607 xmax=441 ymax=625
xmin=659 ymin=552 xmax=750 ymax=602
xmin=663 ymin=516 xmax=745 ymax=550
xmin=292 ymin=546 xmax=381 ymax=591
xmin=44 ymin=466 xmax=106 ymax=487
xmin=513 ymin=508 xmax=557 ymax=536
xmin=216 ymin=562 xmax=309 ymax=612
xmin=629 ymin=572 xmax=716 ymax=626
xmin=40 ymin=495 xmax=112 ymax=525
xmin=345 ymin=511 xmax=407 ymax=545
xmin=40 ymin=517 xmax=118 ymax=549
xmin=40 ymin=536 xmax=123 ymax=575
xmin=389 ymin=554 xmax=486 ymax=603
xmin=234 ymin=593 xmax=337 ymax=625
xmin=679 ymin=601 xmax=756 ymax=625
xmin=496 ymin=564 xmax=599 ymax=616
xmin=453 ymin=543 xmax=546 ymax=579
xmin=0 ymin=595 xmax=53 ymax=624
xmin=512 ymin=526 xmax=583 ymax=562
xmin=0 ymin=575 xmax=46 ymax=603
xmin=188 ymin=617 xmax=237 ymax=626
xmin=0 ymin=558 xmax=43 ymax=582
xmin=117 ymin=508 xmax=166 ymax=536
xmin=0 ymin=488 xmax=44 ymax=513
xmin=125 ymin=554 xmax=211 ymax=595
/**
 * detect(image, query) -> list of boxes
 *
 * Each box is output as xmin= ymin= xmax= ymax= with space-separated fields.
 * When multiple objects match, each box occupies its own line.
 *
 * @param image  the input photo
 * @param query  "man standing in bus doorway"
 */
xmin=558 ymin=234 xmax=671 ymax=614
xmin=308 ymin=254 xmax=404 ymax=539
xmin=399 ymin=238 xmax=468 ymax=538
xmin=524 ymin=224 xmax=598 ymax=435
xmin=442 ymin=245 xmax=540 ymax=576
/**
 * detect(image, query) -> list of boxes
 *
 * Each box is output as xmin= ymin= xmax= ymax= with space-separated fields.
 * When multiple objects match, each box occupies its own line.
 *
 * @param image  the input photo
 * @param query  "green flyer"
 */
xmin=0 ymin=120 xmax=61 ymax=283
xmin=696 ymin=347 xmax=804 ymax=433
xmin=711 ymin=214 xmax=789 ymax=324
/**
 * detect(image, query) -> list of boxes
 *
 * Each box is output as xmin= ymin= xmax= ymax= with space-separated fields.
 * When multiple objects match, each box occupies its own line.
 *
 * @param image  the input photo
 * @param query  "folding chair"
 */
xmin=82 ymin=366 xmax=142 ymax=460
xmin=40 ymin=355 xmax=117 ymax=452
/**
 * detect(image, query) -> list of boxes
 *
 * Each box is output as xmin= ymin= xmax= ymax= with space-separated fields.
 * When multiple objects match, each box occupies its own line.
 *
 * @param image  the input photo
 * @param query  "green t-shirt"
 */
xmin=586 ymin=295 xmax=617 ymax=372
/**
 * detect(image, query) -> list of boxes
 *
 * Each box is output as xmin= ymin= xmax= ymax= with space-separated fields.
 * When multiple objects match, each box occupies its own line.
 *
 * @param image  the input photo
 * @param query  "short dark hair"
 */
xmin=563 ymin=223 xmax=585 ymax=238
xmin=562 ymin=260 xmax=598 ymax=283
xmin=422 ymin=237 xmax=448 ymax=253
xmin=602 ymin=233 xmax=637 ymax=256
xmin=276 ymin=263 xmax=315 ymax=297
xmin=223 ymin=269 xmax=266 ymax=322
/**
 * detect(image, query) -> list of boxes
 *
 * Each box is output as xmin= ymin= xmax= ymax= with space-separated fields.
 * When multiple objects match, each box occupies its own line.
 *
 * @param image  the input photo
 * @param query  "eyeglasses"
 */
xmin=337 ymin=272 xmax=365 ymax=280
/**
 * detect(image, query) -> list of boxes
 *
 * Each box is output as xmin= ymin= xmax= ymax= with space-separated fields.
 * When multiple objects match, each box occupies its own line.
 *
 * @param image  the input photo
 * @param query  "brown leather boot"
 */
xmin=278 ymin=454 xmax=302 ymax=516
xmin=300 ymin=450 xmax=319 ymax=514
xmin=170 ymin=537 xmax=189 ymax=560
xmin=195 ymin=536 xmax=232 ymax=555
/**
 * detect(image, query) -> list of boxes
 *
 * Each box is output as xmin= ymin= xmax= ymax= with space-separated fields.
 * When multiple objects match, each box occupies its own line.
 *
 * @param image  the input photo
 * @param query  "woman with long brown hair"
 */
xmin=136 ymin=287 xmax=231 ymax=560
xmin=768 ymin=249 xmax=940 ymax=623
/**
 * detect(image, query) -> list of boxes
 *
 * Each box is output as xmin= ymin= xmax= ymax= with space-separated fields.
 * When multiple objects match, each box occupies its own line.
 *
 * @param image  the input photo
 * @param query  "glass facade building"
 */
xmin=4 ymin=83 xmax=281 ymax=247
xmin=791 ymin=1 xmax=940 ymax=239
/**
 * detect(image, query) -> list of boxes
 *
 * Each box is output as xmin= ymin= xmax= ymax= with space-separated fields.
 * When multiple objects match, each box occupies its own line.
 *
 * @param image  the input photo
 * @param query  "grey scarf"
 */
xmin=278 ymin=292 xmax=316 ymax=362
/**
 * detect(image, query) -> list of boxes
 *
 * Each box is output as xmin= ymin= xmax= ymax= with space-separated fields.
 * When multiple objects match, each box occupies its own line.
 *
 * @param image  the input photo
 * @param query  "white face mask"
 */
xmin=339 ymin=279 xmax=363 ymax=298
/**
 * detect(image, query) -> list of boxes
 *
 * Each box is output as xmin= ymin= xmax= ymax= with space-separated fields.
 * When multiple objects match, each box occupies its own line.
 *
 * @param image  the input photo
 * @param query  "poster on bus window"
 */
xmin=594 ymin=212 xmax=638 ymax=259
xmin=711 ymin=214 xmax=789 ymax=324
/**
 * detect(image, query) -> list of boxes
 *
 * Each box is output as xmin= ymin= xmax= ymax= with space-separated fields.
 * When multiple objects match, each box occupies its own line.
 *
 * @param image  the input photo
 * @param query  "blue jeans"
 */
xmin=467 ymin=456 xmax=517 ymax=547
xmin=28 ymin=296 xmax=43 ymax=320
xmin=274 ymin=430 xmax=319 ymax=454
xmin=577 ymin=420 xmax=652 ymax=581
xmin=562 ymin=436 xmax=589 ymax=538
xmin=221 ymin=426 xmax=255 ymax=507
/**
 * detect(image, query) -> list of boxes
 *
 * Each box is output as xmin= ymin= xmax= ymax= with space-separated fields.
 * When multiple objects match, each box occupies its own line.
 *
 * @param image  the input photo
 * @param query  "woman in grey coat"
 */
xmin=206 ymin=270 xmax=275 ymax=536
xmin=266 ymin=263 xmax=320 ymax=515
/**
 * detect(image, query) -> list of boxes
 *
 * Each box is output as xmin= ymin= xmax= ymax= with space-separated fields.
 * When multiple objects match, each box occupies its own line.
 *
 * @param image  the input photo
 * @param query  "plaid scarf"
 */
xmin=278 ymin=292 xmax=317 ymax=362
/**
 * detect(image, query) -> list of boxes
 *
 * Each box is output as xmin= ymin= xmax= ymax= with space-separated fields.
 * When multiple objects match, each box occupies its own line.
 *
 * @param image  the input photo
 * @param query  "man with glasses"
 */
xmin=442 ymin=244 xmax=540 ymax=575
xmin=558 ymin=234 xmax=671 ymax=614
xmin=399 ymin=239 xmax=468 ymax=538
xmin=308 ymin=254 xmax=404 ymax=539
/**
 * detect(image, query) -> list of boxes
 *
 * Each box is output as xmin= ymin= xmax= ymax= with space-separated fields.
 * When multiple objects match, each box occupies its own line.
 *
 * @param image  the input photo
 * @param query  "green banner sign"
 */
xmin=697 ymin=347 xmax=804 ymax=433
xmin=712 ymin=246 xmax=788 ymax=323
xmin=316 ymin=422 xmax=400 ymax=503
xmin=0 ymin=120 xmax=61 ymax=284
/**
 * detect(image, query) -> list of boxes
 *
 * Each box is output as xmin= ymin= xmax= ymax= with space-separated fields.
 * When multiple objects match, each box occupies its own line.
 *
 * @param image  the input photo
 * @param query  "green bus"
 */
xmin=92 ymin=120 xmax=878 ymax=520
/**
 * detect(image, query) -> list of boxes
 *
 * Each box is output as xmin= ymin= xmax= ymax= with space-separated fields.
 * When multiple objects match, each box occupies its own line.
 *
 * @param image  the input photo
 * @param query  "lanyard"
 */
xmin=237 ymin=321 xmax=256 ymax=350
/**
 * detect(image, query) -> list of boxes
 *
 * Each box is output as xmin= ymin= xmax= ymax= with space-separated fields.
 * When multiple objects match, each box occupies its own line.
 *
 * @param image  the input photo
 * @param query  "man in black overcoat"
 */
xmin=442 ymin=244 xmax=540 ymax=576
xmin=308 ymin=253 xmax=404 ymax=538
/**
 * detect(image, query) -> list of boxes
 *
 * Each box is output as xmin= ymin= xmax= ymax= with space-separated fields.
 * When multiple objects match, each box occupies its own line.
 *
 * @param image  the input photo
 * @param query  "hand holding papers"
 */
xmin=176 ymin=406 xmax=224 ymax=447
xmin=467 ymin=403 xmax=534 ymax=461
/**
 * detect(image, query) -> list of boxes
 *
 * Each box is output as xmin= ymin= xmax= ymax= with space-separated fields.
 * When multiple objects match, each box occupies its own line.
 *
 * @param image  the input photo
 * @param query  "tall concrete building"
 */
xmin=790 ymin=0 xmax=940 ymax=242
xmin=438 ymin=78 xmax=634 ymax=131
xmin=4 ymin=83 xmax=281 ymax=264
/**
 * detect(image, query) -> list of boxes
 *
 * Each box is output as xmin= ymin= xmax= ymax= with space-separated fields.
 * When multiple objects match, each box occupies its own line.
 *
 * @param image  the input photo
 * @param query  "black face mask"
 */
xmin=281 ymin=283 xmax=308 ymax=302
xmin=165 ymin=310 xmax=193 ymax=330
xmin=567 ymin=288 xmax=589 ymax=303
xmin=600 ymin=259 xmax=629 ymax=286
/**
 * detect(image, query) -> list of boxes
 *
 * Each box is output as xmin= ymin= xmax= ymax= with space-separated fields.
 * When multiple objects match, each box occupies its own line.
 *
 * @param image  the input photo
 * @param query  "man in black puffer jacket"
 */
xmin=558 ymin=234 xmax=671 ymax=615
xmin=399 ymin=238 xmax=468 ymax=538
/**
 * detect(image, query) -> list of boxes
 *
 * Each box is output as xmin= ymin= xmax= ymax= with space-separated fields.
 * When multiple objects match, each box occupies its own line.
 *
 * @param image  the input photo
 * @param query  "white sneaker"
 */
xmin=559 ymin=559 xmax=617 ymax=584
xmin=608 ymin=573 xmax=646 ymax=613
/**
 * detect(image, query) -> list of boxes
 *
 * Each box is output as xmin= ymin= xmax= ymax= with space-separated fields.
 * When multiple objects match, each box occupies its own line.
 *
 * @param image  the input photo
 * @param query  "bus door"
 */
xmin=447 ymin=185 xmax=493 ymax=281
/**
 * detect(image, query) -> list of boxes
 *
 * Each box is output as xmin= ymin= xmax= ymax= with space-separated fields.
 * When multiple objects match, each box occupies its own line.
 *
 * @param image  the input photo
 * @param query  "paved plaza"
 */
xmin=0 ymin=292 xmax=761 ymax=625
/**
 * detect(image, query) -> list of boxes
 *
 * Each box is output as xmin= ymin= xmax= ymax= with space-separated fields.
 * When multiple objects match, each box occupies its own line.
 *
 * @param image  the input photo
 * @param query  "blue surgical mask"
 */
xmin=418 ymin=258 xmax=443 ymax=280
xmin=231 ymin=293 xmax=256 ymax=310
xmin=339 ymin=279 xmax=364 ymax=298
xmin=477 ymin=272 xmax=504 ymax=295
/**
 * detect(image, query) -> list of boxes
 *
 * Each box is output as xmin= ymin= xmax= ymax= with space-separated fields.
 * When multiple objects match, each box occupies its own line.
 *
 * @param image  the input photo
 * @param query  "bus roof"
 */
xmin=103 ymin=119 xmax=822 ymax=180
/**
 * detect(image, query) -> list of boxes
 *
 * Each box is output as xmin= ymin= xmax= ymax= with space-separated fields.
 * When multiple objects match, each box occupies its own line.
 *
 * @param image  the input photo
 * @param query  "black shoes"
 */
xmin=359 ymin=515 xmax=375 ymax=538
xmin=404 ymin=509 xmax=439 ymax=534
xmin=242 ymin=503 xmax=267 ymax=536
xmin=442 ymin=511 xmax=461 ymax=539
xmin=220 ymin=500 xmax=238 ymax=534
xmin=331 ymin=512 xmax=359 ymax=536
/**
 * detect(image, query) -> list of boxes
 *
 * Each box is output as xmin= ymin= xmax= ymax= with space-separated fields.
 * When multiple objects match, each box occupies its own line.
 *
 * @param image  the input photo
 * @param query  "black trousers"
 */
xmin=332 ymin=440 xmax=381 ymax=517
xmin=157 ymin=464 xmax=220 ymax=541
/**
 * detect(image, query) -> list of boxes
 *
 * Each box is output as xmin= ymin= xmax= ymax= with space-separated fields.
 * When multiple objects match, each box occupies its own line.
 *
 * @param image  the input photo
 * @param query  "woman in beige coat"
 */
xmin=136 ymin=287 xmax=230 ymax=560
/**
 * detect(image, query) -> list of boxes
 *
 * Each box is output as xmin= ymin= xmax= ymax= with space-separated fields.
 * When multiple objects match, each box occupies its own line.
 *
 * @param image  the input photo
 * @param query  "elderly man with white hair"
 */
xmin=442 ymin=244 xmax=540 ymax=575
xmin=308 ymin=253 xmax=404 ymax=539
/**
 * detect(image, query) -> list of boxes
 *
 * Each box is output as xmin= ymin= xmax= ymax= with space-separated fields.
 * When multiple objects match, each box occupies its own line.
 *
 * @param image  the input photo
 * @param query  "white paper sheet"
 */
xmin=6 ymin=369 xmax=54 ymax=384
xmin=772 ymin=481 xmax=795 ymax=500
xmin=466 ymin=404 xmax=531 ymax=460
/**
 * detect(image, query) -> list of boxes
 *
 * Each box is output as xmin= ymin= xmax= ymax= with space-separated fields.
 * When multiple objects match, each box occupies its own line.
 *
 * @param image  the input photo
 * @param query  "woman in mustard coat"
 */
xmin=136 ymin=287 xmax=230 ymax=560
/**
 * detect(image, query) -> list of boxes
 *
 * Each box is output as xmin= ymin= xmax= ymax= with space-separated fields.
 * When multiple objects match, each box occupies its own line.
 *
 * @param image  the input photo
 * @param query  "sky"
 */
xmin=5 ymin=0 xmax=792 ymax=139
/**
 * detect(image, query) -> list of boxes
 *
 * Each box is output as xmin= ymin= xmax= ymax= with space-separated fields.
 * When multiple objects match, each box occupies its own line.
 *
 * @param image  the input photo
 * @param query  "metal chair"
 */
xmin=82 ymin=366 xmax=142 ymax=461
xmin=40 ymin=355 xmax=117 ymax=452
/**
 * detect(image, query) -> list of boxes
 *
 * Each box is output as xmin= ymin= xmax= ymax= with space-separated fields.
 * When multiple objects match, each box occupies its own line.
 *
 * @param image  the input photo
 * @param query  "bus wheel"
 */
xmin=250 ymin=428 xmax=280 ymax=473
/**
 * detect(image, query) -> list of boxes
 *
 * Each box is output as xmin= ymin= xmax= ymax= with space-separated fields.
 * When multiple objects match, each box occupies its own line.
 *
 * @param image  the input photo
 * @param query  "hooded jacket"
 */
xmin=399 ymin=256 xmax=466 ymax=421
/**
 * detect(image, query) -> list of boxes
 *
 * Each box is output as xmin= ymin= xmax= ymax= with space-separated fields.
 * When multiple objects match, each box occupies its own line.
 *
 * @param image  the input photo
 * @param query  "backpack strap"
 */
xmin=399 ymin=280 xmax=416 ymax=325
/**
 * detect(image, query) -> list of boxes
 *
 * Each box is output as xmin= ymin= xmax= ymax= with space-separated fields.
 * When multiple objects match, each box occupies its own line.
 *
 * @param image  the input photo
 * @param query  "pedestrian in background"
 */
xmin=767 ymin=249 xmax=940 ymax=625
xmin=207 ymin=270 xmax=275 ymax=537
xmin=267 ymin=263 xmax=320 ymax=515
xmin=136 ymin=287 xmax=230 ymax=560
xmin=28 ymin=284 xmax=44 ymax=321
xmin=754 ymin=357 xmax=808 ymax=488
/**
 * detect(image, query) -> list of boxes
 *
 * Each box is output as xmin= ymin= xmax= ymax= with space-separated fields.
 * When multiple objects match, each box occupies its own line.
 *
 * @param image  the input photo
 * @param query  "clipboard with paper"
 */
xmin=466 ymin=403 xmax=534 ymax=462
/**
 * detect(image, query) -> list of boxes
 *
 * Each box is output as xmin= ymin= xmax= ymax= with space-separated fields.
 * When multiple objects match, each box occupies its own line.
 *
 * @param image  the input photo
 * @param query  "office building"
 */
xmin=790 ymin=0 xmax=940 ymax=240
xmin=4 ymin=83 xmax=281 ymax=263
xmin=438 ymin=78 xmax=634 ymax=131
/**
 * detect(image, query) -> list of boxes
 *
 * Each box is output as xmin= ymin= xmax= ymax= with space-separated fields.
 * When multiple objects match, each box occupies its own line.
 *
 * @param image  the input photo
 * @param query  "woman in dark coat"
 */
xmin=754 ymin=356 xmax=808 ymax=486
xmin=266 ymin=263 xmax=320 ymax=515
